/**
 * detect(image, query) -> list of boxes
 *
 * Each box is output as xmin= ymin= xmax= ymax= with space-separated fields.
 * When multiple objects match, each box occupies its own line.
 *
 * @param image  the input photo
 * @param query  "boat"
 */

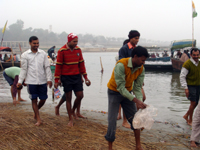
xmin=0 ymin=47 xmax=21 ymax=70
xmin=170 ymin=39 xmax=196 ymax=71
xmin=146 ymin=56 xmax=170 ymax=62
xmin=144 ymin=62 xmax=173 ymax=71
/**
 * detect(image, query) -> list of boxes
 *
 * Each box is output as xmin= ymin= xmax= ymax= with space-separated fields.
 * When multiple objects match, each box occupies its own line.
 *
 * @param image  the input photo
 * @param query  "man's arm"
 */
xmin=118 ymin=47 xmax=126 ymax=60
xmin=79 ymin=50 xmax=88 ymax=80
xmin=180 ymin=67 xmax=189 ymax=98
xmin=115 ymin=63 xmax=135 ymax=101
xmin=180 ymin=67 xmax=188 ymax=89
xmin=132 ymin=68 xmax=145 ymax=101
xmin=18 ymin=53 xmax=27 ymax=84
xmin=44 ymin=53 xmax=52 ymax=82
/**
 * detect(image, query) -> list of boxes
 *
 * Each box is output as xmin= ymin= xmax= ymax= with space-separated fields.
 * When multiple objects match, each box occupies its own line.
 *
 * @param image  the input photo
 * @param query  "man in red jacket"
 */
xmin=54 ymin=33 xmax=91 ymax=127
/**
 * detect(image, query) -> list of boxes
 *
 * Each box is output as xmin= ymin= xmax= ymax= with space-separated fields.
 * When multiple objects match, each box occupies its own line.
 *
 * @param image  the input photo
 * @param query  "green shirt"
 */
xmin=114 ymin=58 xmax=144 ymax=101
xmin=5 ymin=67 xmax=21 ymax=79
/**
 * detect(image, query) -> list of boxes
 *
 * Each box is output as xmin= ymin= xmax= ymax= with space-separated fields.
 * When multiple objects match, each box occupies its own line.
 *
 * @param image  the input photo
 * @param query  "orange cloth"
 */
xmin=107 ymin=58 xmax=143 ymax=92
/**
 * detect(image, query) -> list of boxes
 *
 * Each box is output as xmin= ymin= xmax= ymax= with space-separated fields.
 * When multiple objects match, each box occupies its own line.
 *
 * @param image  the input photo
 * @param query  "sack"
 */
xmin=132 ymin=105 xmax=157 ymax=130
xmin=54 ymin=88 xmax=61 ymax=99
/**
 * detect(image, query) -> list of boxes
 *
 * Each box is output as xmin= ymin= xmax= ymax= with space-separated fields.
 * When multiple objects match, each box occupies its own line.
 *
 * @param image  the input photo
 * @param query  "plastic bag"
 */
xmin=133 ymin=105 xmax=158 ymax=130
xmin=54 ymin=88 xmax=61 ymax=99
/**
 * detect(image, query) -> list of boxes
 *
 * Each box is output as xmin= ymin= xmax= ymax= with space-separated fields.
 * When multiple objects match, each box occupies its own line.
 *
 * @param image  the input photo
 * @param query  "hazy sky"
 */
xmin=1 ymin=0 xmax=200 ymax=45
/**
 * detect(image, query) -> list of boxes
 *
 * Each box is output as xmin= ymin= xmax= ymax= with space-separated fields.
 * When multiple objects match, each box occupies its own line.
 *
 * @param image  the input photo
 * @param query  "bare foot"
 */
xmin=191 ymin=141 xmax=197 ymax=147
xmin=117 ymin=115 xmax=122 ymax=120
xmin=55 ymin=106 xmax=60 ymax=116
xmin=76 ymin=113 xmax=87 ymax=119
xmin=183 ymin=115 xmax=189 ymax=123
xmin=18 ymin=98 xmax=26 ymax=102
xmin=35 ymin=121 xmax=43 ymax=126
xmin=188 ymin=121 xmax=192 ymax=126
xmin=13 ymin=99 xmax=17 ymax=106
xmin=68 ymin=120 xmax=74 ymax=127
xmin=16 ymin=101 xmax=20 ymax=104
xmin=122 ymin=122 xmax=131 ymax=129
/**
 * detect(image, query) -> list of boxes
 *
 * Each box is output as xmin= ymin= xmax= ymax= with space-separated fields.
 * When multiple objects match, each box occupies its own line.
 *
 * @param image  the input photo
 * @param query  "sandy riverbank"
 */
xmin=0 ymin=98 xmax=197 ymax=150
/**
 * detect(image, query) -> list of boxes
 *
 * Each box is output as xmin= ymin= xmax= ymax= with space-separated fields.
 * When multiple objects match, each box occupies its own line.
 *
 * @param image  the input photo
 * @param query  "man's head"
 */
xmin=29 ymin=36 xmax=39 ymax=51
xmin=190 ymin=48 xmax=200 ymax=62
xmin=67 ymin=33 xmax=78 ymax=49
xmin=128 ymin=30 xmax=140 ymax=46
xmin=131 ymin=46 xmax=149 ymax=67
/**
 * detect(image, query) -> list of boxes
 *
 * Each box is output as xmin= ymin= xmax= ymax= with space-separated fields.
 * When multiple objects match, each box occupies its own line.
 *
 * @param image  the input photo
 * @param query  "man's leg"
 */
xmin=117 ymin=104 xmax=122 ymax=120
xmin=122 ymin=111 xmax=131 ymax=128
xmin=121 ymin=97 xmax=143 ymax=150
xmin=31 ymin=98 xmax=42 ymax=126
xmin=17 ymin=89 xmax=26 ymax=102
xmin=38 ymin=99 xmax=46 ymax=109
xmin=73 ymin=91 xmax=84 ymax=119
xmin=105 ymin=89 xmax=121 ymax=150
xmin=65 ymin=91 xmax=73 ymax=127
xmin=10 ymin=85 xmax=17 ymax=105
xmin=55 ymin=94 xmax=66 ymax=116
xmin=188 ymin=101 xmax=198 ymax=125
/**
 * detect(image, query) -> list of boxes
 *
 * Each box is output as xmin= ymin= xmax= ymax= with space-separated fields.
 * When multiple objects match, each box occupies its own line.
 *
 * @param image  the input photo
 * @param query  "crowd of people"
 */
xmin=2 ymin=31 xmax=200 ymax=149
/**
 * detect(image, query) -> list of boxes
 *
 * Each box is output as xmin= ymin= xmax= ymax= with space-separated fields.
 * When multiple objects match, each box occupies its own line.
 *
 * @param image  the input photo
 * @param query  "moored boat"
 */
xmin=170 ymin=39 xmax=196 ymax=71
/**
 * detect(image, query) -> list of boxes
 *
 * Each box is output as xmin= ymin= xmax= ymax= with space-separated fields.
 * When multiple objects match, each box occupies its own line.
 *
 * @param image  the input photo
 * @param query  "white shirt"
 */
xmin=18 ymin=49 xmax=52 ymax=84
xmin=180 ymin=58 xmax=199 ymax=89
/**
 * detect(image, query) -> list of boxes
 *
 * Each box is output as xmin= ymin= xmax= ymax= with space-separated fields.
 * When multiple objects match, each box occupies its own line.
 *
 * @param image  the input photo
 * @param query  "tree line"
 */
xmin=0 ymin=20 xmax=170 ymax=48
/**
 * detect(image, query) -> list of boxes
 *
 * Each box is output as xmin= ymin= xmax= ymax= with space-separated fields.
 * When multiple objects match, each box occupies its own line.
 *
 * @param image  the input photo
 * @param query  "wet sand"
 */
xmin=0 ymin=97 xmax=197 ymax=150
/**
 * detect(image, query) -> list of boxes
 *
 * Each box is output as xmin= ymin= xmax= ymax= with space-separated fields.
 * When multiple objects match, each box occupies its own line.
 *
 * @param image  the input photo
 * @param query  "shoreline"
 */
xmin=0 ymin=97 xmax=194 ymax=150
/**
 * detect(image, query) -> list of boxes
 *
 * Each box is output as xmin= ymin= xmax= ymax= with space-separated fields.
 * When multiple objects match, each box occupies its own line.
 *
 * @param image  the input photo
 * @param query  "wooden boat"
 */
xmin=0 ymin=47 xmax=21 ymax=70
xmin=146 ymin=56 xmax=170 ymax=62
xmin=144 ymin=63 xmax=173 ymax=71
xmin=170 ymin=39 xmax=196 ymax=71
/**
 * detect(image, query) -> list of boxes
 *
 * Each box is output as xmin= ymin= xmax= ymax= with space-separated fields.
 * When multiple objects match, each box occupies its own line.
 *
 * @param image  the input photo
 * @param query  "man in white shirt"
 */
xmin=17 ymin=36 xmax=52 ymax=126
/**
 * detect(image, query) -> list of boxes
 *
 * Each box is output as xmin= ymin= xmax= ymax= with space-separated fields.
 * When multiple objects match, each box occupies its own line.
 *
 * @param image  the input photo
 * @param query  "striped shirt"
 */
xmin=54 ymin=44 xmax=87 ymax=83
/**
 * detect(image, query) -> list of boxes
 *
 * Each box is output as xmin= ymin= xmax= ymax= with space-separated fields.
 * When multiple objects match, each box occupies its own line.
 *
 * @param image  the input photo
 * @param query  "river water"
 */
xmin=0 ymin=52 xmax=191 ymax=130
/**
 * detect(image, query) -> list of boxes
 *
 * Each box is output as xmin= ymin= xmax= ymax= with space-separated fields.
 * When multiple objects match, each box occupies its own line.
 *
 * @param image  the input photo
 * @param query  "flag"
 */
xmin=2 ymin=21 xmax=8 ymax=34
xmin=192 ymin=1 xmax=197 ymax=18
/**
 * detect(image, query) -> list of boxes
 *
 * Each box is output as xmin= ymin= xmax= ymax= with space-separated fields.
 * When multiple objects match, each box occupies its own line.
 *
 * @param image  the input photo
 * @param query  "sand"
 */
xmin=0 ymin=97 xmax=197 ymax=150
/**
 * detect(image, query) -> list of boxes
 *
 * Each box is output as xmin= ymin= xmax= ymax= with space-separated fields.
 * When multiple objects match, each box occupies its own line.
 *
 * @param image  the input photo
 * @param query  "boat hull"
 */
xmin=171 ymin=58 xmax=184 ymax=71
xmin=0 ymin=62 xmax=20 ymax=69
xmin=144 ymin=64 xmax=173 ymax=71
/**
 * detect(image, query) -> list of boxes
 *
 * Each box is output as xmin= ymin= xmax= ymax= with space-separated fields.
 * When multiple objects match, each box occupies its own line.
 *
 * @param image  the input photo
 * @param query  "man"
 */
xmin=17 ymin=36 xmax=52 ymax=126
xmin=54 ymin=33 xmax=91 ymax=127
xmin=118 ymin=30 xmax=140 ymax=59
xmin=3 ymin=66 xmax=26 ymax=106
xmin=118 ymin=30 xmax=145 ymax=129
xmin=105 ymin=46 xmax=149 ymax=150
xmin=180 ymin=48 xmax=200 ymax=126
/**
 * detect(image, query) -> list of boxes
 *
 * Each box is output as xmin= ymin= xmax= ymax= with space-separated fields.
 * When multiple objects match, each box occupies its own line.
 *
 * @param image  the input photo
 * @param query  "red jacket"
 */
xmin=54 ymin=44 xmax=87 ymax=83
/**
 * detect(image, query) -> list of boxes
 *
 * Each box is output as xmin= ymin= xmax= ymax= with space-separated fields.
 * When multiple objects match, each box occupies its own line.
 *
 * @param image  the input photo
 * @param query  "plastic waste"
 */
xmin=133 ymin=105 xmax=158 ymax=130
xmin=54 ymin=88 xmax=61 ymax=99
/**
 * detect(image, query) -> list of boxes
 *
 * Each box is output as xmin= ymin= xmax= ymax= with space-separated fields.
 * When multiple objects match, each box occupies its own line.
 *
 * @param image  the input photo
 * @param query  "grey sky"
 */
xmin=1 ymin=0 xmax=200 ymax=46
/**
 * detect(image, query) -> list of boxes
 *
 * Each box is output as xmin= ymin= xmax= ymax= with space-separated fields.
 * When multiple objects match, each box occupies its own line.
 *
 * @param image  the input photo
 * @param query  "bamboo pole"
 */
xmin=0 ymin=57 xmax=3 ymax=70
xmin=100 ymin=56 xmax=104 ymax=73
xmin=11 ymin=47 xmax=14 ymax=66
xmin=19 ymin=43 xmax=22 ymax=67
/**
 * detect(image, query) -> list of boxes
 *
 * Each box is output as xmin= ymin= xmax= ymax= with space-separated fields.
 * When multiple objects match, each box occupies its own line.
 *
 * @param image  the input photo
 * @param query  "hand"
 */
xmin=47 ymin=81 xmax=52 ymax=88
xmin=17 ymin=83 xmax=22 ymax=90
xmin=85 ymin=79 xmax=91 ymax=86
xmin=133 ymin=98 xmax=147 ymax=109
xmin=185 ymin=89 xmax=189 ymax=98
xmin=54 ymin=82 xmax=59 ymax=89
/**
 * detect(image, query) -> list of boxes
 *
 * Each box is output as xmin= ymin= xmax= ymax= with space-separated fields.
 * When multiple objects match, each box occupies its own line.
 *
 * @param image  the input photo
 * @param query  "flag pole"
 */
xmin=192 ymin=0 xmax=194 ymax=47
xmin=1 ymin=20 xmax=8 ymax=47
